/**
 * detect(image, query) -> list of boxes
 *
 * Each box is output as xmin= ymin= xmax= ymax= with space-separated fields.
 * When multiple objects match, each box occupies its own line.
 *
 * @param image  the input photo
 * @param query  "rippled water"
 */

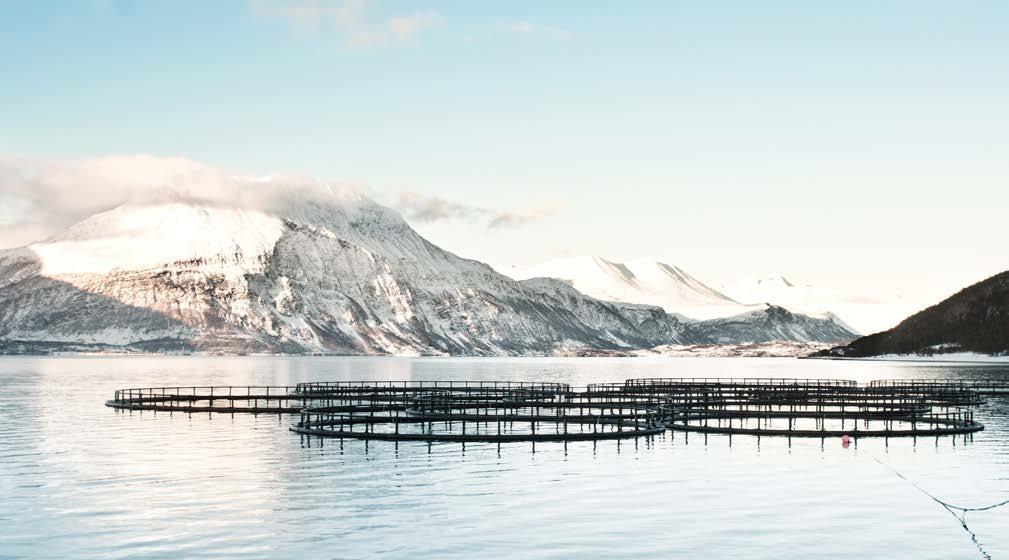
xmin=1 ymin=356 xmax=1008 ymax=559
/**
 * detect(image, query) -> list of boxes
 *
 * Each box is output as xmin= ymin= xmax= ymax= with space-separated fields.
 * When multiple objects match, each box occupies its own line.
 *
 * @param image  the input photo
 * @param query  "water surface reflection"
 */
xmin=1 ymin=356 xmax=1007 ymax=559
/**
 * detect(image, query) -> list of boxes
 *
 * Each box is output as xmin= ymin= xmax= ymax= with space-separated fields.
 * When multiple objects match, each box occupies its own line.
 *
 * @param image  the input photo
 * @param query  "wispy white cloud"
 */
xmin=0 ymin=155 xmax=379 ymax=248
xmin=0 ymin=155 xmax=560 ymax=248
xmin=391 ymin=190 xmax=561 ymax=230
xmin=251 ymin=0 xmax=442 ymax=49
xmin=498 ymin=21 xmax=572 ymax=39
xmin=0 ymin=155 xmax=216 ymax=247
xmin=486 ymin=202 xmax=561 ymax=229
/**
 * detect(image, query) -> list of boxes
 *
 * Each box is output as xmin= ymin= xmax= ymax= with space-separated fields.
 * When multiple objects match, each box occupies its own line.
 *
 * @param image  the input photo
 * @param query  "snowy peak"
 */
xmin=1 ymin=198 xmax=701 ymax=355
xmin=685 ymin=304 xmax=856 ymax=345
xmin=723 ymin=274 xmax=916 ymax=335
xmin=32 ymin=203 xmax=287 ymax=277
xmin=744 ymin=274 xmax=794 ymax=289
xmin=0 ymin=188 xmax=857 ymax=355
xmin=23 ymin=180 xmax=426 ymax=279
xmin=513 ymin=256 xmax=754 ymax=320
xmin=724 ymin=274 xmax=802 ymax=299
xmin=633 ymin=260 xmax=737 ymax=303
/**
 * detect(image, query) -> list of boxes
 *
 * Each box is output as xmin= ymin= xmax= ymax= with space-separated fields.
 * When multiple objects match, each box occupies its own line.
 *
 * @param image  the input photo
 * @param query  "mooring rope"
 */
xmin=874 ymin=457 xmax=1009 ymax=513
xmin=874 ymin=457 xmax=1009 ymax=560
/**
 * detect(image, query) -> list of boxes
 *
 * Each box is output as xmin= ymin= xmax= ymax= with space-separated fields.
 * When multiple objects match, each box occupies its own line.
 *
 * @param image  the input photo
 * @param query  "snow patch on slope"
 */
xmin=32 ymin=203 xmax=285 ymax=277
xmin=723 ymin=274 xmax=916 ymax=335
xmin=513 ymin=256 xmax=756 ymax=320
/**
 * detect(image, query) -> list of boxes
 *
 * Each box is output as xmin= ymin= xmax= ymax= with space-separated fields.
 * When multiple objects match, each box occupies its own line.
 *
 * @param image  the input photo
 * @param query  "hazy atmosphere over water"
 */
xmin=2 ymin=1 xmax=1008 ymax=307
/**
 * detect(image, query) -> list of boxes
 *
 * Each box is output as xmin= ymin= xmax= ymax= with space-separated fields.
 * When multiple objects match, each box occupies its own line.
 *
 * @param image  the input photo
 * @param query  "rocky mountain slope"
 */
xmin=684 ymin=304 xmax=855 ymax=344
xmin=818 ymin=271 xmax=1009 ymax=358
xmin=0 ymin=188 xmax=857 ymax=355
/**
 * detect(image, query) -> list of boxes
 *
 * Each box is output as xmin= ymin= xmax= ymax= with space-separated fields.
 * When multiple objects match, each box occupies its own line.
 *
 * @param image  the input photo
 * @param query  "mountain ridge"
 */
xmin=723 ymin=273 xmax=912 ymax=335
xmin=512 ymin=255 xmax=755 ymax=320
xmin=0 ymin=192 xmax=857 ymax=355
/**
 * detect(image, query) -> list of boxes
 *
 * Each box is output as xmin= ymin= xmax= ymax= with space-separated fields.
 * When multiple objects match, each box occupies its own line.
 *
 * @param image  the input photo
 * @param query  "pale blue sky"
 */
xmin=1 ymin=1 xmax=1007 ymax=303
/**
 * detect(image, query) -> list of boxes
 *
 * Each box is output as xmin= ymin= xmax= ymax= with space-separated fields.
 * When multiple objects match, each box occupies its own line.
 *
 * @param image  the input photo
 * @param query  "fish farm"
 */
xmin=103 ymin=377 xmax=1007 ymax=443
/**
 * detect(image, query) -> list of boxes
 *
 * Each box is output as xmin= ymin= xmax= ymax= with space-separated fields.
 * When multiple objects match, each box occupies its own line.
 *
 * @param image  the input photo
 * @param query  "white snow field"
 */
xmin=513 ymin=256 xmax=757 ymax=320
xmin=723 ymin=274 xmax=918 ymax=336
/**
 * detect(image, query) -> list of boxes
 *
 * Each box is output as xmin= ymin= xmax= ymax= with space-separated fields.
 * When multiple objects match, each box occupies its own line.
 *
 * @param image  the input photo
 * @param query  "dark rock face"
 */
xmin=819 ymin=271 xmax=1009 ymax=358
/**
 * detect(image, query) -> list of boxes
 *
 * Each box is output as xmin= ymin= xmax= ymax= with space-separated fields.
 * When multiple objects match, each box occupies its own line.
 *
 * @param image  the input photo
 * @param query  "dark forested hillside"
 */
xmin=819 ymin=271 xmax=1009 ymax=358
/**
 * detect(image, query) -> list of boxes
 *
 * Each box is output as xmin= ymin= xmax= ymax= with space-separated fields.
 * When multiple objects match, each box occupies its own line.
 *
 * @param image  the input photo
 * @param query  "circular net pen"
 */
xmin=615 ymin=378 xmax=984 ymax=438
xmin=870 ymin=379 xmax=1009 ymax=397
xmin=293 ymin=380 xmax=570 ymax=401
xmin=291 ymin=382 xmax=669 ymax=442
xmin=104 ymin=378 xmax=990 ymax=443
xmin=105 ymin=386 xmax=309 ymax=414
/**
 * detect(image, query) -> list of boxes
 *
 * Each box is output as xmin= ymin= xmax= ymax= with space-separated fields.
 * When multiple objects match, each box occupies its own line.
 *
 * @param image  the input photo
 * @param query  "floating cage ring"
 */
xmin=291 ymin=386 xmax=669 ymax=442
xmin=106 ymin=379 xmax=987 ymax=442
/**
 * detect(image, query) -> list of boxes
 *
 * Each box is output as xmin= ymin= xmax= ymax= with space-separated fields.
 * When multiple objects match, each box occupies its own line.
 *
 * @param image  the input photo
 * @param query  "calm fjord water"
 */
xmin=1 ymin=356 xmax=1008 ymax=560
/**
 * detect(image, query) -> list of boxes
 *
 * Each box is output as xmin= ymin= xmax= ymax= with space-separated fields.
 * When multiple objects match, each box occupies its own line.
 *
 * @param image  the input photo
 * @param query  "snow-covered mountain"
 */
xmin=684 ymin=304 xmax=854 ymax=344
xmin=513 ymin=256 xmax=755 ymax=320
xmin=723 ymin=274 xmax=916 ymax=335
xmin=0 ymin=189 xmax=856 ymax=355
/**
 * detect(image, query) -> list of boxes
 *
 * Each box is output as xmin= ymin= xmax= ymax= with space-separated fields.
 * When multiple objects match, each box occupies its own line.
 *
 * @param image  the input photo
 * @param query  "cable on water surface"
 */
xmin=874 ymin=457 xmax=1009 ymax=560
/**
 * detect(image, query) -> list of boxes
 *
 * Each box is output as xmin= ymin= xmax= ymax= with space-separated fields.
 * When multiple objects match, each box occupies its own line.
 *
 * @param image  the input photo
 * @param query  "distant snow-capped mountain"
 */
xmin=0 ymin=190 xmax=856 ymax=355
xmin=722 ymin=274 xmax=916 ymax=335
xmin=684 ymin=304 xmax=854 ymax=345
xmin=512 ymin=256 xmax=755 ymax=320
